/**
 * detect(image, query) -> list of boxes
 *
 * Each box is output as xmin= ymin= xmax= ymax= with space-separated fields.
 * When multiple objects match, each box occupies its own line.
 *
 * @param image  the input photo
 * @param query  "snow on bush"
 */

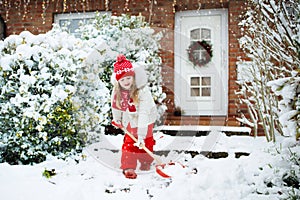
xmin=268 ymin=77 xmax=300 ymax=140
xmin=250 ymin=139 xmax=300 ymax=199
xmin=237 ymin=0 xmax=300 ymax=141
xmin=0 ymin=26 xmax=110 ymax=164
xmin=76 ymin=13 xmax=167 ymax=122
xmin=237 ymin=1 xmax=300 ymax=198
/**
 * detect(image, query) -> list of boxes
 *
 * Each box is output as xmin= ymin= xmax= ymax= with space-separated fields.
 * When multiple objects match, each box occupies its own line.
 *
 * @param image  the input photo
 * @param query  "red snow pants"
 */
xmin=120 ymin=123 xmax=156 ymax=170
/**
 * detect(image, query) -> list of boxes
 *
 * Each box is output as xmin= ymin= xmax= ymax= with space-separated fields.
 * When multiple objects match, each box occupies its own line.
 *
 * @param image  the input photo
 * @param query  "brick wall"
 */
xmin=227 ymin=0 xmax=249 ymax=125
xmin=0 ymin=0 xmax=108 ymax=35
xmin=0 ymin=0 xmax=248 ymax=127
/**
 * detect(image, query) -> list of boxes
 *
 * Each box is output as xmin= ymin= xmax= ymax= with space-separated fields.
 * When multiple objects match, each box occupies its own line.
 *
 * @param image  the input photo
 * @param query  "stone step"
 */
xmin=163 ymin=115 xmax=239 ymax=126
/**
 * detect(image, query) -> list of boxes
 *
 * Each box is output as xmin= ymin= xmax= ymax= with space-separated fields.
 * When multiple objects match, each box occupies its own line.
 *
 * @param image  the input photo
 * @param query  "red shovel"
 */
xmin=123 ymin=128 xmax=185 ymax=178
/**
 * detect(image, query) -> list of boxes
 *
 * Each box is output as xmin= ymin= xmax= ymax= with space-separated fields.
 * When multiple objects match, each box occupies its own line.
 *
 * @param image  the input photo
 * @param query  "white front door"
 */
xmin=174 ymin=9 xmax=228 ymax=116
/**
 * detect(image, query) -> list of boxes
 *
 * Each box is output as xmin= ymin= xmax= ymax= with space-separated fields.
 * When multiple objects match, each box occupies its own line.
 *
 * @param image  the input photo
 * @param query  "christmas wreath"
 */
xmin=187 ymin=40 xmax=213 ymax=67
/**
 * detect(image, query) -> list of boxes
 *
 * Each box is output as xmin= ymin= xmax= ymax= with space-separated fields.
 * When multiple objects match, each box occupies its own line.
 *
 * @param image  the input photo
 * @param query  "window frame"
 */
xmin=54 ymin=11 xmax=111 ymax=37
xmin=188 ymin=74 xmax=213 ymax=100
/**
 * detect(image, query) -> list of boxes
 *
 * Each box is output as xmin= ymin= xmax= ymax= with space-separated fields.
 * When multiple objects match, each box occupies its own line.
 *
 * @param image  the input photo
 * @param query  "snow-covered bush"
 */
xmin=0 ymin=26 xmax=110 ymax=164
xmin=73 ymin=38 xmax=112 ymax=142
xmin=237 ymin=0 xmax=300 ymax=141
xmin=76 ymin=13 xmax=167 ymax=122
xmin=293 ymin=7 xmax=300 ymax=141
xmin=268 ymin=77 xmax=300 ymax=141
xmin=0 ymin=13 xmax=167 ymax=164
xmin=237 ymin=2 xmax=300 ymax=198
xmin=252 ymin=139 xmax=300 ymax=199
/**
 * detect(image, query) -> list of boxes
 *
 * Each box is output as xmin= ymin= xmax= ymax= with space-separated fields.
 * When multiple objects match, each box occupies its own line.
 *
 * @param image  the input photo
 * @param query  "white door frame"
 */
xmin=174 ymin=9 xmax=228 ymax=116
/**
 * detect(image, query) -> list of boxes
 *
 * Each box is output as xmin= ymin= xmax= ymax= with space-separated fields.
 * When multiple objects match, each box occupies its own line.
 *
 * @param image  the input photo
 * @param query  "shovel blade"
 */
xmin=155 ymin=162 xmax=185 ymax=178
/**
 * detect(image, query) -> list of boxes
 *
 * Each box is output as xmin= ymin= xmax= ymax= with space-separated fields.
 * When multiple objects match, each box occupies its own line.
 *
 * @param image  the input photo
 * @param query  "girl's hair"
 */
xmin=113 ymin=76 xmax=139 ymax=109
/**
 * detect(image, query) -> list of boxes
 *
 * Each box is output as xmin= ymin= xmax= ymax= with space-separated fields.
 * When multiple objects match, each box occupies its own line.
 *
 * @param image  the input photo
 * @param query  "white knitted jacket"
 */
xmin=111 ymin=65 xmax=157 ymax=138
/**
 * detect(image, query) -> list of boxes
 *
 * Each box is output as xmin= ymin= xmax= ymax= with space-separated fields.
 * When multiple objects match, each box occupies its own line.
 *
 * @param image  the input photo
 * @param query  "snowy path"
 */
xmin=0 ymin=132 xmax=286 ymax=200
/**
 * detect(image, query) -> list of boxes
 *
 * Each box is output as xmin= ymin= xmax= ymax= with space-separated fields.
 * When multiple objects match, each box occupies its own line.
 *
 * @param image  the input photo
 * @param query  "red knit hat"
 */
xmin=113 ymin=54 xmax=135 ymax=81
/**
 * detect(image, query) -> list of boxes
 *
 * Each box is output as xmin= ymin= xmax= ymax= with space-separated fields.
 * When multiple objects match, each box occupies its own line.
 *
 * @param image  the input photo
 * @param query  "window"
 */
xmin=54 ymin=11 xmax=111 ymax=37
xmin=190 ymin=28 xmax=212 ymax=62
xmin=190 ymin=76 xmax=211 ymax=97
xmin=190 ymin=28 xmax=212 ymax=42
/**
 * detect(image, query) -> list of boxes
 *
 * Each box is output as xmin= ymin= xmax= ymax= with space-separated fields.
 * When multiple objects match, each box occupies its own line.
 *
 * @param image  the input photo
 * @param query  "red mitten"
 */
xmin=128 ymin=98 xmax=136 ymax=112
xmin=112 ymin=120 xmax=123 ymax=129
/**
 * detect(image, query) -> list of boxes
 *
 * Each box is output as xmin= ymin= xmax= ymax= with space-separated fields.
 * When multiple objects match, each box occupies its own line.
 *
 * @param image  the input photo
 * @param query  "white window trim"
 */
xmin=187 ymin=74 xmax=214 ymax=101
xmin=54 ymin=12 xmax=98 ymax=22
xmin=54 ymin=11 xmax=111 ymax=36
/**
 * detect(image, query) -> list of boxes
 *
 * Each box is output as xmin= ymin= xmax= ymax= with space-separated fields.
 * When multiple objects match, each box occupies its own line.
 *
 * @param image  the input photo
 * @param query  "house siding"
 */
xmin=0 ymin=0 xmax=249 ymax=127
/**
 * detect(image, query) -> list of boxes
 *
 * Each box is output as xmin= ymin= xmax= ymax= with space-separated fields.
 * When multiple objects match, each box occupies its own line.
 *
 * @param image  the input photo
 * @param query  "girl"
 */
xmin=111 ymin=54 xmax=158 ymax=179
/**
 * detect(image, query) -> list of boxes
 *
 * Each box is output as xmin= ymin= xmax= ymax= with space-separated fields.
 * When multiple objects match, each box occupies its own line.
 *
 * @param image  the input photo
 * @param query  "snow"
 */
xmin=0 ymin=130 xmax=298 ymax=200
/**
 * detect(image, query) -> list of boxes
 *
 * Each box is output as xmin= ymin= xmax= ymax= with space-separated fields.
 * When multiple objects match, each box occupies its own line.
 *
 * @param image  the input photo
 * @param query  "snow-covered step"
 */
xmin=154 ymin=150 xmax=250 ymax=159
xmin=152 ymin=130 xmax=263 ymax=159
xmin=87 ymin=130 xmax=265 ymax=160
xmin=154 ymin=125 xmax=251 ymax=136
xmin=105 ymin=125 xmax=252 ymax=136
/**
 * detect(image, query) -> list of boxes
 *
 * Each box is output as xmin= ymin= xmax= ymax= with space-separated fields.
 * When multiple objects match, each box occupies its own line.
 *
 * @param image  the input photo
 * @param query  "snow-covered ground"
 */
xmin=0 ymin=129 xmax=299 ymax=200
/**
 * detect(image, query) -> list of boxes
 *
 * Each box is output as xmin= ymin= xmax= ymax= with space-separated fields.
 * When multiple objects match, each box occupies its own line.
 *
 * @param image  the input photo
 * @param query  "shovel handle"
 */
xmin=123 ymin=128 xmax=163 ymax=165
